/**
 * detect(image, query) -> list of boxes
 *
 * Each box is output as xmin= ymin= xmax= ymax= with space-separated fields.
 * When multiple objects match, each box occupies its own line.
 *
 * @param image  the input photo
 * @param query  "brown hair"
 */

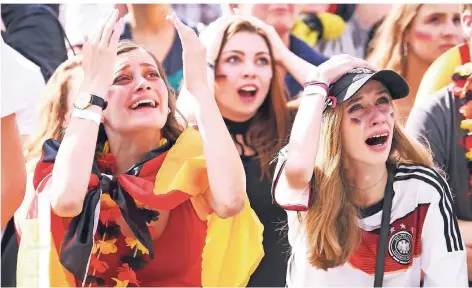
xmin=110 ymin=40 xmax=185 ymax=143
xmin=215 ymin=20 xmax=290 ymax=176
xmin=26 ymin=40 xmax=185 ymax=169
xmin=461 ymin=4 xmax=472 ymax=13
xmin=367 ymin=4 xmax=423 ymax=77
xmin=25 ymin=56 xmax=82 ymax=168
xmin=304 ymin=100 xmax=433 ymax=270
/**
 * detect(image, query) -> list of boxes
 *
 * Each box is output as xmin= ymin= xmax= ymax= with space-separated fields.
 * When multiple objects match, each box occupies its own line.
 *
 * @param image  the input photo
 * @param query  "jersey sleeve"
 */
xmin=271 ymin=145 xmax=313 ymax=211
xmin=421 ymin=171 xmax=468 ymax=286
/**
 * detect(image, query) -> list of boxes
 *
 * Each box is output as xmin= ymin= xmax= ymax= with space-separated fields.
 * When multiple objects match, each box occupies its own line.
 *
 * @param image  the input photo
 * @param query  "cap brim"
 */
xmin=341 ymin=70 xmax=410 ymax=102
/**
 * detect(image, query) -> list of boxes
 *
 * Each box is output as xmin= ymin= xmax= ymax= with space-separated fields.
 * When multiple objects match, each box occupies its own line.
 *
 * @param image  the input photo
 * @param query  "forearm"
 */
xmin=279 ymin=49 xmax=317 ymax=87
xmin=458 ymin=219 xmax=472 ymax=247
xmin=50 ymin=106 xmax=102 ymax=217
xmin=285 ymin=89 xmax=325 ymax=189
xmin=194 ymin=93 xmax=246 ymax=218
xmin=1 ymin=114 xmax=26 ymax=229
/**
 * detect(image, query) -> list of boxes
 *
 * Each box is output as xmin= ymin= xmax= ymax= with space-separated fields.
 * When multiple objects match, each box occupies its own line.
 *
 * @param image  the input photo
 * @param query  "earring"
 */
xmin=402 ymin=42 xmax=408 ymax=57
xmin=168 ymin=107 xmax=171 ymax=114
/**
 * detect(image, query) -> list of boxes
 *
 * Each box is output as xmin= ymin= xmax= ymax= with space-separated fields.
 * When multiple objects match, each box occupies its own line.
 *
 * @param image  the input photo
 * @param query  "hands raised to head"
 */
xmin=306 ymin=54 xmax=378 ymax=86
xmin=81 ymin=9 xmax=125 ymax=98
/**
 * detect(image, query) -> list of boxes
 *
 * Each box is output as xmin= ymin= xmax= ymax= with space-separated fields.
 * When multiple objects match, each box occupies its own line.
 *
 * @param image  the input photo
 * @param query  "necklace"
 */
xmin=344 ymin=167 xmax=387 ymax=191
xmin=452 ymin=63 xmax=472 ymax=190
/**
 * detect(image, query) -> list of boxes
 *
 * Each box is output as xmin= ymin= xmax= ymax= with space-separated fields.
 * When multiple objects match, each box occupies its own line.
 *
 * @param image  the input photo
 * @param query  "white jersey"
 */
xmin=273 ymin=162 xmax=468 ymax=287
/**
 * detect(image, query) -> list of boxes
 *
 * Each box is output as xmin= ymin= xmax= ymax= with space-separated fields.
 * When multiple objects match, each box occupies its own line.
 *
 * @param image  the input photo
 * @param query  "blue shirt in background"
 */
xmin=285 ymin=34 xmax=328 ymax=100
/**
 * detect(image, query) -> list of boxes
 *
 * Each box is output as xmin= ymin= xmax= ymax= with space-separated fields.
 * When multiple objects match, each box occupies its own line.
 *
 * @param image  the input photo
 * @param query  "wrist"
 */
xmin=80 ymin=83 xmax=108 ymax=99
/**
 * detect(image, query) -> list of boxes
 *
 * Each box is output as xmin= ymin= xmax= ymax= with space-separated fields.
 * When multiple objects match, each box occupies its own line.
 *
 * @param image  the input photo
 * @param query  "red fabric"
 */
xmin=31 ymin=141 xmax=208 ymax=287
xmin=348 ymin=204 xmax=429 ymax=274
xmin=92 ymin=201 xmax=207 ymax=287
xmin=459 ymin=43 xmax=471 ymax=65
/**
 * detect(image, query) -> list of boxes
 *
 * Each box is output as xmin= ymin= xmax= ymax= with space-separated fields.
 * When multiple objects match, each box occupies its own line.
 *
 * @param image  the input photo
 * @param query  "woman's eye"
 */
xmin=349 ymin=104 xmax=362 ymax=113
xmin=146 ymin=71 xmax=160 ymax=78
xmin=227 ymin=56 xmax=241 ymax=63
xmin=377 ymin=97 xmax=390 ymax=105
xmin=428 ymin=16 xmax=440 ymax=24
xmin=113 ymin=75 xmax=131 ymax=84
xmin=256 ymin=57 xmax=269 ymax=65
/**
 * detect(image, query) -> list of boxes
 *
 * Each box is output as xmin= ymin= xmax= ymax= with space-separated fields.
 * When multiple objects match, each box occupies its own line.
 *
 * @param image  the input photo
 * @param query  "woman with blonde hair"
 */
xmin=272 ymin=54 xmax=467 ymax=286
xmin=367 ymin=4 xmax=463 ymax=123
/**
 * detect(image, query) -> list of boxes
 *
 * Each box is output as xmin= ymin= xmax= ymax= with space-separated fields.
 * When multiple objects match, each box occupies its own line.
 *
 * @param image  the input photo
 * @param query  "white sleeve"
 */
xmin=421 ymin=178 xmax=468 ymax=287
xmin=1 ymin=35 xmax=45 ymax=135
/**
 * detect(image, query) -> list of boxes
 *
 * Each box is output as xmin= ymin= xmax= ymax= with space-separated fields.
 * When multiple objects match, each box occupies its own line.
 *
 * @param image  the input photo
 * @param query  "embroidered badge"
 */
xmin=388 ymin=230 xmax=412 ymax=265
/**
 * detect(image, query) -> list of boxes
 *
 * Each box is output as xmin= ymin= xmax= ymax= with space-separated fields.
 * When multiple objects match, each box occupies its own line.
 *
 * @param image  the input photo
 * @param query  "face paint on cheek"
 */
xmin=414 ymin=30 xmax=433 ymax=41
xmin=215 ymin=74 xmax=227 ymax=80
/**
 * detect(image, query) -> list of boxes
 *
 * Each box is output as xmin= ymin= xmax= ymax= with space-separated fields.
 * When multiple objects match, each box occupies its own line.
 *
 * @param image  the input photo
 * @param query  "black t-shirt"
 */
xmin=224 ymin=118 xmax=288 ymax=287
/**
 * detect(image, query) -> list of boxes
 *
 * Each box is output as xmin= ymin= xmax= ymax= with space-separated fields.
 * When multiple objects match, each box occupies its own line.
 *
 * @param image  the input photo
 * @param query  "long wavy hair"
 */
xmin=304 ymin=100 xmax=433 ymax=269
xmin=25 ymin=56 xmax=83 ymax=170
xmin=215 ymin=20 xmax=291 ymax=176
xmin=366 ymin=4 xmax=423 ymax=77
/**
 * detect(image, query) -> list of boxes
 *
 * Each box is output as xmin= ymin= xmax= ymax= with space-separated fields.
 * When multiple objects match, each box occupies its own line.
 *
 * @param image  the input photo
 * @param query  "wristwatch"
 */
xmin=73 ymin=92 xmax=108 ymax=110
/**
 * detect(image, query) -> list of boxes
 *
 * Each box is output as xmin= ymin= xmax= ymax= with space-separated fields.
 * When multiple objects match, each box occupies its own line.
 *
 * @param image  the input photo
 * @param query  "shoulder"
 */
xmin=289 ymin=34 xmax=328 ymax=65
xmin=394 ymin=163 xmax=451 ymax=202
xmin=406 ymin=85 xmax=454 ymax=132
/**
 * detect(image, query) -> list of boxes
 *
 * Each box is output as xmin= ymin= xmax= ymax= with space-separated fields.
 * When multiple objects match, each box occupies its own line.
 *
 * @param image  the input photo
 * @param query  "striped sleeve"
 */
xmin=395 ymin=164 xmax=467 ymax=286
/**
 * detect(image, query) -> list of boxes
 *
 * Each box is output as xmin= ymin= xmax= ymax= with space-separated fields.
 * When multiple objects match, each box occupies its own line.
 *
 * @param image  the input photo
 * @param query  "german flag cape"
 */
xmin=416 ymin=43 xmax=471 ymax=105
xmin=17 ymin=127 xmax=264 ymax=287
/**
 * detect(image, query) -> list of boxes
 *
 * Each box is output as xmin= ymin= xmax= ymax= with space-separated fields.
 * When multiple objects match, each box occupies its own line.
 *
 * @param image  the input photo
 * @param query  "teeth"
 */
xmin=240 ymin=86 xmax=257 ymax=92
xmin=130 ymin=99 xmax=156 ymax=109
xmin=371 ymin=133 xmax=388 ymax=139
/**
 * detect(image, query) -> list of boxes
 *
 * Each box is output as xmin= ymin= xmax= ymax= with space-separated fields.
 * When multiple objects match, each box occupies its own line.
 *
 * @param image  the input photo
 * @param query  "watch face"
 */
xmin=74 ymin=92 xmax=91 ymax=109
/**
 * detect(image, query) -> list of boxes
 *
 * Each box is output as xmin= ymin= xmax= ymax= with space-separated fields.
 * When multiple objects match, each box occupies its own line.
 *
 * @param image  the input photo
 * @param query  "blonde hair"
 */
xmin=367 ymin=4 xmax=423 ymax=77
xmin=304 ymin=101 xmax=433 ymax=269
xmin=25 ymin=56 xmax=82 ymax=170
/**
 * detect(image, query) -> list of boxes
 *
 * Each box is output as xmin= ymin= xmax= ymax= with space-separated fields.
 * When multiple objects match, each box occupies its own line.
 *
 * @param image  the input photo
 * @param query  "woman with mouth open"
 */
xmin=272 ymin=54 xmax=468 ymax=286
xmin=16 ymin=9 xmax=264 ymax=287
xmin=177 ymin=14 xmax=317 ymax=287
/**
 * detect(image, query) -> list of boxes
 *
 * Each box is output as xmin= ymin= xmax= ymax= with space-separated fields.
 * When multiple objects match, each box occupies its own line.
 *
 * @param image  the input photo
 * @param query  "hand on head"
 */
xmin=306 ymin=54 xmax=378 ymax=86
xmin=81 ymin=9 xmax=125 ymax=98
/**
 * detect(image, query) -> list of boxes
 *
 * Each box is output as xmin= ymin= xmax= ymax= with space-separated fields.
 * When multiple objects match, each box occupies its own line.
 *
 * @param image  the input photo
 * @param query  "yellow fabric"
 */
xmin=292 ymin=12 xmax=345 ymax=47
xmin=415 ymin=45 xmax=462 ymax=105
xmin=202 ymin=198 xmax=265 ymax=287
xmin=153 ymin=126 xmax=264 ymax=287
xmin=154 ymin=127 xmax=209 ymax=198
xmin=17 ymin=213 xmax=76 ymax=287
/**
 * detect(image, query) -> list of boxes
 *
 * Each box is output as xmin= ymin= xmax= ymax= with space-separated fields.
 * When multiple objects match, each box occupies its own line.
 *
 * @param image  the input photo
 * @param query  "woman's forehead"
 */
xmin=115 ymin=49 xmax=157 ymax=70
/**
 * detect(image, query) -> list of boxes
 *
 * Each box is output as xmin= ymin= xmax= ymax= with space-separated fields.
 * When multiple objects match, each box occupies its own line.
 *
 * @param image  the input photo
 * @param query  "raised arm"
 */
xmin=280 ymin=55 xmax=377 ymax=190
xmin=168 ymin=13 xmax=246 ymax=218
xmin=48 ymin=10 xmax=124 ymax=217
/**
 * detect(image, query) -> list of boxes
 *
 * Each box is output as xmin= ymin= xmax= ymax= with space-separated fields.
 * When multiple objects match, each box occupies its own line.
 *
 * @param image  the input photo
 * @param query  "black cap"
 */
xmin=328 ymin=68 xmax=410 ymax=104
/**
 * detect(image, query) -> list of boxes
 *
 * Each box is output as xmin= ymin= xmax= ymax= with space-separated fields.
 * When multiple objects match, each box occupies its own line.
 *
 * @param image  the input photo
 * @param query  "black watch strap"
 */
xmin=90 ymin=94 xmax=108 ymax=110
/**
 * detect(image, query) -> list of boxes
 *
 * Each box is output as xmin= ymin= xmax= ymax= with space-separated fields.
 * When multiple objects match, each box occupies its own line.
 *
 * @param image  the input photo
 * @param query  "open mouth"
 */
xmin=365 ymin=133 xmax=389 ymax=147
xmin=238 ymin=85 xmax=258 ymax=99
xmin=129 ymin=99 xmax=157 ymax=110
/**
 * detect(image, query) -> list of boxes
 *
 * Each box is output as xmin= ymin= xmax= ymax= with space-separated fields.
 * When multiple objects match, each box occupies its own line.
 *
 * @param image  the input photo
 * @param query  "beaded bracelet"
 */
xmin=303 ymin=81 xmax=329 ymax=95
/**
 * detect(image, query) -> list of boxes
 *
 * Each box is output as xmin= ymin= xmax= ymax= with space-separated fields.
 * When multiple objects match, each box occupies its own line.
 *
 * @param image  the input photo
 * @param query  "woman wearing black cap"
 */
xmin=272 ymin=54 xmax=468 ymax=286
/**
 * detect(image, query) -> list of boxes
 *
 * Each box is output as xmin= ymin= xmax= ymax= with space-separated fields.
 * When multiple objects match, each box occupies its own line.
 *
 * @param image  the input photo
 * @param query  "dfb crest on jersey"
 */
xmin=388 ymin=230 xmax=412 ymax=265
